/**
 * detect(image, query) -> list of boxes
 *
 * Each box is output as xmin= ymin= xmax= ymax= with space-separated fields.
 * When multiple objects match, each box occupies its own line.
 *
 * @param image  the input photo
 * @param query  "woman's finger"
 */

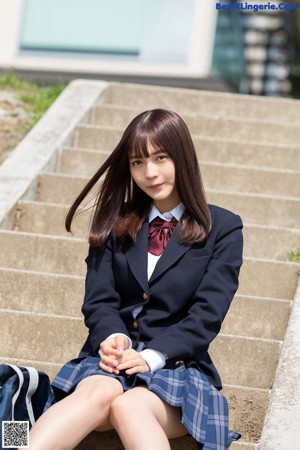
xmin=125 ymin=362 xmax=150 ymax=375
xmin=117 ymin=357 xmax=149 ymax=372
xmin=99 ymin=360 xmax=119 ymax=374
xmin=114 ymin=335 xmax=128 ymax=355
xmin=100 ymin=353 xmax=119 ymax=368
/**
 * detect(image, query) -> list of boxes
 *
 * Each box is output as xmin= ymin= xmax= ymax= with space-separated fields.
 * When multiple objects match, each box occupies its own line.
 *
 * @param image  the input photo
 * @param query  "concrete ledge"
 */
xmin=0 ymin=79 xmax=108 ymax=228
xmin=259 ymin=274 xmax=300 ymax=449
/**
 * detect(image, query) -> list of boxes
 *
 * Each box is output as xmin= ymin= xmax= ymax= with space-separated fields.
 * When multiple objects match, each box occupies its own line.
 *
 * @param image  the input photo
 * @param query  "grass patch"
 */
xmin=287 ymin=251 xmax=300 ymax=263
xmin=0 ymin=72 xmax=65 ymax=130
xmin=287 ymin=224 xmax=300 ymax=263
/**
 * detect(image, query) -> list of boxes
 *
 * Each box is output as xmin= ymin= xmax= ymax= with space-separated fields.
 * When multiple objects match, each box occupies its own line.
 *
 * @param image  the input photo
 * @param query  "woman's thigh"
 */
xmin=112 ymin=386 xmax=188 ymax=439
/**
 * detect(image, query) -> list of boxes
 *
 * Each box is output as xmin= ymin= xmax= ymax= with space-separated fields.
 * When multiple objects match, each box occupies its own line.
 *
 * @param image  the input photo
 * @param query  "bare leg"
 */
xmin=27 ymin=375 xmax=123 ymax=450
xmin=110 ymin=386 xmax=187 ymax=450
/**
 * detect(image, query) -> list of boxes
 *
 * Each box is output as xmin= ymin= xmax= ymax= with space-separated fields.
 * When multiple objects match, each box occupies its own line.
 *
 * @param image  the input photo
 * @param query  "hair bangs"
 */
xmin=127 ymin=125 xmax=168 ymax=160
xmin=127 ymin=129 xmax=150 ymax=160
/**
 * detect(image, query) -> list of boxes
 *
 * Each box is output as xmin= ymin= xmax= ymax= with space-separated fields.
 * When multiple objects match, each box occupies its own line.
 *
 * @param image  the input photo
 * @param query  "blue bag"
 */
xmin=0 ymin=364 xmax=51 ymax=443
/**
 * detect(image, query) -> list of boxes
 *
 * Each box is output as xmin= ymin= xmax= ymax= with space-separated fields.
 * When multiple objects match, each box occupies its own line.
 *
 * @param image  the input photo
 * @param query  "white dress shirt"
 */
xmin=147 ymin=203 xmax=185 ymax=279
xmin=107 ymin=203 xmax=185 ymax=372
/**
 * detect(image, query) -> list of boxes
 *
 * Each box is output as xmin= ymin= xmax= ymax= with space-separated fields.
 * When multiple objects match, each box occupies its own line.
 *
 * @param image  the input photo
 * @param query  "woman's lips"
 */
xmin=149 ymin=183 xmax=163 ymax=189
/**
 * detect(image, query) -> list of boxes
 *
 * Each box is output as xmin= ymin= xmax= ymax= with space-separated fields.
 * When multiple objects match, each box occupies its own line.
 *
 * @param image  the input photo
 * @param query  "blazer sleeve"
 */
xmin=82 ymin=237 xmax=130 ymax=353
xmin=145 ymin=213 xmax=243 ymax=363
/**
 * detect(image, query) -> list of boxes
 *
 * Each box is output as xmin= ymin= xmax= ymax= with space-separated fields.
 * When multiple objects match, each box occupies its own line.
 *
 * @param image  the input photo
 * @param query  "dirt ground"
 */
xmin=0 ymin=89 xmax=31 ymax=164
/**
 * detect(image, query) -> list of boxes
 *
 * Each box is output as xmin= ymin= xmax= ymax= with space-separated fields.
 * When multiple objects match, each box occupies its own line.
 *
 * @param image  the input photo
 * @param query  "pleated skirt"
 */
xmin=45 ymin=356 xmax=240 ymax=450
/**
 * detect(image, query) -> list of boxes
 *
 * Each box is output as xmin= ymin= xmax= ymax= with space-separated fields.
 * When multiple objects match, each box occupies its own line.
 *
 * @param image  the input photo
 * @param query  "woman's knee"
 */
xmin=109 ymin=393 xmax=139 ymax=427
xmin=110 ymin=393 xmax=130 ymax=418
xmin=110 ymin=389 xmax=153 ymax=429
xmin=110 ymin=388 xmax=187 ymax=439
xmin=75 ymin=375 xmax=123 ymax=409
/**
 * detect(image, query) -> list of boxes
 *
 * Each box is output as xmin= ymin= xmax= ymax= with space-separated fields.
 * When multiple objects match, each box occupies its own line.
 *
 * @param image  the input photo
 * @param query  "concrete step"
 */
xmin=13 ymin=201 xmax=89 ymax=239
xmin=0 ymin=310 xmax=86 ymax=366
xmin=106 ymin=82 xmax=300 ymax=124
xmin=192 ymin=137 xmax=300 ymax=171
xmin=0 ymin=308 xmax=280 ymax=389
xmin=203 ymin=165 xmax=299 ymax=199
xmin=37 ymin=173 xmax=90 ymax=206
xmin=0 ymin=356 xmax=61 ymax=383
xmin=222 ymin=385 xmax=269 ymax=444
xmin=56 ymin=148 xmax=300 ymax=198
xmin=0 ymin=266 xmax=290 ymax=340
xmin=243 ymin=225 xmax=300 ymax=261
xmin=73 ymin=124 xmax=300 ymax=170
xmin=35 ymin=173 xmax=300 ymax=228
xmin=230 ymin=442 xmax=259 ymax=449
xmin=12 ymin=201 xmax=300 ymax=262
xmin=57 ymin=147 xmax=111 ymax=177
xmin=0 ymin=230 xmax=87 ymax=276
xmin=210 ymin=335 xmax=280 ymax=389
xmin=71 ymin=127 xmax=300 ymax=171
xmin=238 ymin=259 xmax=299 ymax=300
xmin=36 ymin=174 xmax=300 ymax=228
xmin=221 ymin=295 xmax=291 ymax=341
xmin=0 ymin=268 xmax=84 ymax=317
xmin=207 ymin=190 xmax=300 ymax=229
xmin=1 ymin=234 xmax=299 ymax=302
xmin=90 ymin=104 xmax=300 ymax=147
xmin=73 ymin=124 xmax=122 ymax=151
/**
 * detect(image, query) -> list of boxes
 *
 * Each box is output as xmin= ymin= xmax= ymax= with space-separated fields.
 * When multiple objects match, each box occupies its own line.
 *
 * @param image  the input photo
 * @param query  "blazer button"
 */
xmin=175 ymin=360 xmax=184 ymax=367
xmin=143 ymin=292 xmax=148 ymax=300
xmin=133 ymin=320 xmax=138 ymax=330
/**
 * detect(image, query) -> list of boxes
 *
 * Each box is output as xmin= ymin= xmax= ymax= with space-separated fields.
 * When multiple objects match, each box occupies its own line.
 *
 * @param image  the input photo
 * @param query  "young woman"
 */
xmin=27 ymin=109 xmax=243 ymax=450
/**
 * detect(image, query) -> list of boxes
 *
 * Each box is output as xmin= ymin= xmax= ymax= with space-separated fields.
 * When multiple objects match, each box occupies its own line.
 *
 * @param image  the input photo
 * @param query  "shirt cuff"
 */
xmin=140 ymin=349 xmax=166 ymax=372
xmin=105 ymin=333 xmax=132 ymax=349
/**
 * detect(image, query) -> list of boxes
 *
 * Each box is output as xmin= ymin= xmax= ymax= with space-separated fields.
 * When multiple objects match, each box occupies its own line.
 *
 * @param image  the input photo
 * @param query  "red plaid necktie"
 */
xmin=148 ymin=217 xmax=178 ymax=256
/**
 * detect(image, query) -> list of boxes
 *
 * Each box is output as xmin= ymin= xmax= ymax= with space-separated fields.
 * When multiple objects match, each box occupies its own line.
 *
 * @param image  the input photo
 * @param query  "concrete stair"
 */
xmin=88 ymin=104 xmax=300 ymax=145
xmin=20 ymin=172 xmax=300 ymax=227
xmin=60 ymin=138 xmax=300 ymax=170
xmin=57 ymin=147 xmax=300 ymax=198
xmin=0 ymin=81 xmax=299 ymax=449
xmin=7 ymin=215 xmax=300 ymax=262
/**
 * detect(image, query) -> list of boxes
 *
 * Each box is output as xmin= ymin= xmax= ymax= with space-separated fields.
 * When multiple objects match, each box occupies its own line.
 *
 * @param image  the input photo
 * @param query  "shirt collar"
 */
xmin=148 ymin=203 xmax=185 ymax=223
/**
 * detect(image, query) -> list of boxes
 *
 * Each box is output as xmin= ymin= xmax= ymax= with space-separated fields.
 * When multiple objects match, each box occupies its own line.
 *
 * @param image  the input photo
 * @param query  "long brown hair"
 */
xmin=65 ymin=109 xmax=211 ymax=247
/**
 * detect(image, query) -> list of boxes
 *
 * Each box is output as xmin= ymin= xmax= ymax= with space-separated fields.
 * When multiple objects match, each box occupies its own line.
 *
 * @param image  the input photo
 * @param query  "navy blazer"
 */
xmin=79 ymin=204 xmax=243 ymax=389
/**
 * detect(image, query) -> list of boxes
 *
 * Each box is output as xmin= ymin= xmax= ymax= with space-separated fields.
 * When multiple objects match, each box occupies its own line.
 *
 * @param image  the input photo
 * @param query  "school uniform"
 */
xmin=47 ymin=204 xmax=243 ymax=450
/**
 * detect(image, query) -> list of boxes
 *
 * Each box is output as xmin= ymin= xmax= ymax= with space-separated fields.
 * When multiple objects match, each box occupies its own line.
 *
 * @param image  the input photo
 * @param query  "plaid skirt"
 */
xmin=45 ymin=356 xmax=240 ymax=450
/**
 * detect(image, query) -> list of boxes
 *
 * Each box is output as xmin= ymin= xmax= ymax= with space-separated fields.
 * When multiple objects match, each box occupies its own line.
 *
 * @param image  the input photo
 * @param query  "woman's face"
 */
xmin=129 ymin=144 xmax=181 ymax=213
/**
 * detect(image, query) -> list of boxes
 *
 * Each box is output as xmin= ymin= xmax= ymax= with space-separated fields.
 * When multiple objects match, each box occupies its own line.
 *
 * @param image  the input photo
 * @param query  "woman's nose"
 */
xmin=145 ymin=162 xmax=158 ymax=178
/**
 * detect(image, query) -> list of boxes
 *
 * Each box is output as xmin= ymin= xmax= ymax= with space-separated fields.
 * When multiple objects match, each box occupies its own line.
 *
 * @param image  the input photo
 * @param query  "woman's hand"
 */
xmin=115 ymin=349 xmax=150 ymax=375
xmin=98 ymin=335 xmax=129 ymax=374
xmin=99 ymin=337 xmax=150 ymax=374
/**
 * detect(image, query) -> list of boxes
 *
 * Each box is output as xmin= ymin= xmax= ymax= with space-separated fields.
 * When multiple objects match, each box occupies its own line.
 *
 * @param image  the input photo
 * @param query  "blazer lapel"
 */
xmin=149 ymin=226 xmax=189 ymax=284
xmin=125 ymin=221 xmax=190 ymax=289
xmin=125 ymin=220 xmax=149 ymax=294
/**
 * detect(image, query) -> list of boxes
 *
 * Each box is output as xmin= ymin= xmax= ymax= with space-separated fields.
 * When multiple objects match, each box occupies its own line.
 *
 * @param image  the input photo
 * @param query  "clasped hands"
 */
xmin=98 ymin=335 xmax=150 ymax=375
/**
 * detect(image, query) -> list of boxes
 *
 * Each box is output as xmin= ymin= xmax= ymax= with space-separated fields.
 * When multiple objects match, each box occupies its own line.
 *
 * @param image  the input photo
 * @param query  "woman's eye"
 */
xmin=157 ymin=154 xmax=167 ymax=161
xmin=132 ymin=160 xmax=142 ymax=166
